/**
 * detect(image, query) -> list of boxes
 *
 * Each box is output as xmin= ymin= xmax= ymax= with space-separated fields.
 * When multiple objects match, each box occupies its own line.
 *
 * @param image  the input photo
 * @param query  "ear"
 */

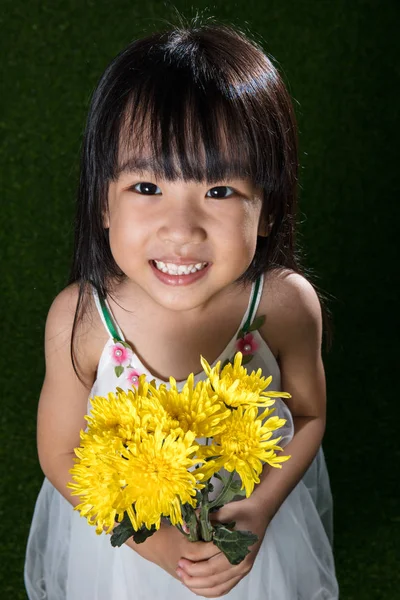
xmin=258 ymin=216 xmax=274 ymax=237
xmin=102 ymin=208 xmax=110 ymax=229
xmin=104 ymin=184 xmax=115 ymax=229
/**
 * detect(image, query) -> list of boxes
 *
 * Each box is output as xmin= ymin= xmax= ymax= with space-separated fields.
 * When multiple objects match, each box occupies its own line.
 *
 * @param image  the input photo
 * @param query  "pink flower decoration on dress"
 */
xmin=110 ymin=342 xmax=132 ymax=367
xmin=235 ymin=333 xmax=259 ymax=355
xmin=126 ymin=367 xmax=142 ymax=387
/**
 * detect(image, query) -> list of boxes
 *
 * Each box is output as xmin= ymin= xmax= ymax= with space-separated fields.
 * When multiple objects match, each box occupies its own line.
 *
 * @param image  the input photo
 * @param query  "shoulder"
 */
xmin=46 ymin=283 xmax=80 ymax=333
xmin=258 ymin=269 xmax=323 ymax=358
xmin=45 ymin=283 xmax=108 ymax=378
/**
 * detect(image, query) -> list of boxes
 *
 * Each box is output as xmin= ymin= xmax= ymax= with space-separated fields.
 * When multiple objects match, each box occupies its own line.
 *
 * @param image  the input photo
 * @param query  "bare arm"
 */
xmin=250 ymin=271 xmax=326 ymax=518
xmin=37 ymin=285 xmax=98 ymax=506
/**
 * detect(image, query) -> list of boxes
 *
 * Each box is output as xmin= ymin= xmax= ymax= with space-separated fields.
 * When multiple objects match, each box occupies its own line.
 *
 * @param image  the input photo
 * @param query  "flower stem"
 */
xmin=208 ymin=472 xmax=235 ymax=510
xmin=199 ymin=503 xmax=213 ymax=542
xmin=197 ymin=472 xmax=237 ymax=542
xmin=187 ymin=508 xmax=200 ymax=542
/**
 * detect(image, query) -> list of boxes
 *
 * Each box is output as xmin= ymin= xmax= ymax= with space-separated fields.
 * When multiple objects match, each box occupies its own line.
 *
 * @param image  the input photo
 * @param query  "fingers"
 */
xmin=177 ymin=553 xmax=251 ymax=594
xmin=177 ymin=554 xmax=230 ymax=579
xmin=181 ymin=573 xmax=244 ymax=598
xmin=180 ymin=540 xmax=221 ymax=562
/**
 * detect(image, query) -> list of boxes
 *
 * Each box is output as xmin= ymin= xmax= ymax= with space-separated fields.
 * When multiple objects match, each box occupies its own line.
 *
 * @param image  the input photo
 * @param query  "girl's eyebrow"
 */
xmin=117 ymin=157 xmax=158 ymax=175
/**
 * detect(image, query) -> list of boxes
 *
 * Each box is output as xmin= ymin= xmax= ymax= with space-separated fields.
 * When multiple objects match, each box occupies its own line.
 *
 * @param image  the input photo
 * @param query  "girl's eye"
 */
xmin=206 ymin=186 xmax=235 ymax=199
xmin=133 ymin=182 xmax=162 ymax=195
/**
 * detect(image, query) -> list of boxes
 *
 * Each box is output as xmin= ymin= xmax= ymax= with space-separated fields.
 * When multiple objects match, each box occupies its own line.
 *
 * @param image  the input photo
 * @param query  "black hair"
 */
xmin=68 ymin=21 xmax=328 ymax=381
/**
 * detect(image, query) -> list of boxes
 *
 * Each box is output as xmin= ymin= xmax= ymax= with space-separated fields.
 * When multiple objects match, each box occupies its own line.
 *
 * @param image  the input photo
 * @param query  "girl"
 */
xmin=25 ymin=21 xmax=339 ymax=599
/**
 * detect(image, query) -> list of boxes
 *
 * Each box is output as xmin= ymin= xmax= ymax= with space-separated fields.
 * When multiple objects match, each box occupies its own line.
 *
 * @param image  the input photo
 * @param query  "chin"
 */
xmin=152 ymin=293 xmax=209 ymax=313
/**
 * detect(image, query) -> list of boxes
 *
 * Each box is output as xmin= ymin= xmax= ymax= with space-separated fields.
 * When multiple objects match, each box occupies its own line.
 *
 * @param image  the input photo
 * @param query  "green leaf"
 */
xmin=120 ymin=341 xmax=133 ymax=349
xmin=181 ymin=502 xmax=196 ymax=523
xmin=221 ymin=358 xmax=231 ymax=369
xmin=114 ymin=365 xmax=124 ymax=377
xmin=248 ymin=315 xmax=265 ymax=332
xmin=110 ymin=513 xmax=135 ymax=547
xmin=220 ymin=520 xmax=236 ymax=530
xmin=213 ymin=524 xmax=258 ymax=565
xmin=241 ymin=354 xmax=253 ymax=366
xmin=110 ymin=513 xmax=157 ymax=547
xmin=132 ymin=524 xmax=157 ymax=544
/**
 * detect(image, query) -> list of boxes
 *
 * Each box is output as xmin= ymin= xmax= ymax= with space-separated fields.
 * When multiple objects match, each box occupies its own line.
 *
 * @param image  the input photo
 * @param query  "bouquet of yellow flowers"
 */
xmin=68 ymin=352 xmax=291 ymax=565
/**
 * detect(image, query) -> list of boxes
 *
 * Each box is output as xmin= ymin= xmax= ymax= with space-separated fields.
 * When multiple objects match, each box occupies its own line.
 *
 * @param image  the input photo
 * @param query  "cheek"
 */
xmin=238 ymin=205 xmax=263 ymax=260
xmin=226 ymin=204 xmax=261 ymax=246
xmin=107 ymin=213 xmax=140 ymax=271
xmin=215 ymin=212 xmax=260 ymax=268
xmin=108 ymin=218 xmax=127 ymax=252
xmin=240 ymin=222 xmax=260 ymax=261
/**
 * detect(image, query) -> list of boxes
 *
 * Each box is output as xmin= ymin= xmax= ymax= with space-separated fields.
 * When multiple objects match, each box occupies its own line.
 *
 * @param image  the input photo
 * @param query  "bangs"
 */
xmin=116 ymin=79 xmax=257 ymax=184
xmin=93 ymin=27 xmax=288 ymax=191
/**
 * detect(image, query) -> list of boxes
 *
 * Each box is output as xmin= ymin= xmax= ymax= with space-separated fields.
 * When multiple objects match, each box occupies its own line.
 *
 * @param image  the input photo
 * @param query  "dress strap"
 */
xmin=92 ymin=288 xmax=125 ymax=342
xmin=241 ymin=274 xmax=264 ymax=332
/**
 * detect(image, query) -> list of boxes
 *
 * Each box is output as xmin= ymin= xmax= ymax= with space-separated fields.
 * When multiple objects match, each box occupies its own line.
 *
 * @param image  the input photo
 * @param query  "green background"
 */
xmin=1 ymin=0 xmax=398 ymax=597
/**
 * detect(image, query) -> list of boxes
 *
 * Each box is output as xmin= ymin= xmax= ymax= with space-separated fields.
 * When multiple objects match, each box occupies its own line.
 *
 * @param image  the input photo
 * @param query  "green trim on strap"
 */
xmin=98 ymin=296 xmax=122 ymax=341
xmin=242 ymin=277 xmax=262 ymax=332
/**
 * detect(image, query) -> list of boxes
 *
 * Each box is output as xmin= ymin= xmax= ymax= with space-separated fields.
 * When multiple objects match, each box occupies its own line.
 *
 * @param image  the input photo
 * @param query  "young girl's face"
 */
xmin=105 ymin=165 xmax=264 ymax=312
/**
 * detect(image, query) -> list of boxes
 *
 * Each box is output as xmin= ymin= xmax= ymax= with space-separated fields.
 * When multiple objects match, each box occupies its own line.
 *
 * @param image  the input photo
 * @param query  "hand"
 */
xmin=125 ymin=521 xmax=220 ymax=581
xmin=176 ymin=497 xmax=270 ymax=598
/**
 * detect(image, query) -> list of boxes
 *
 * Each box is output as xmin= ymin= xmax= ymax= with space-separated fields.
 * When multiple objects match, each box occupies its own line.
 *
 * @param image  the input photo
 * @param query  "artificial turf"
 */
xmin=1 ymin=0 xmax=399 ymax=597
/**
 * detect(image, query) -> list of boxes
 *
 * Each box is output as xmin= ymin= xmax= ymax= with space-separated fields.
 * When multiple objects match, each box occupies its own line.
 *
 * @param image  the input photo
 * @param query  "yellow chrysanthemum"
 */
xmin=68 ymin=429 xmax=132 ymax=534
xmin=149 ymin=374 xmax=230 ymax=438
xmin=117 ymin=428 xmax=204 ymax=530
xmin=201 ymin=352 xmax=292 ymax=408
xmin=198 ymin=405 xmax=290 ymax=496
xmin=70 ymin=355 xmax=292 ymax=539
xmin=86 ymin=378 xmax=176 ymax=441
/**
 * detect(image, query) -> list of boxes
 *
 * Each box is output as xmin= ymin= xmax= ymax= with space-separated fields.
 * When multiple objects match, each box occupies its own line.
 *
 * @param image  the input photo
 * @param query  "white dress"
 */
xmin=24 ymin=276 xmax=339 ymax=599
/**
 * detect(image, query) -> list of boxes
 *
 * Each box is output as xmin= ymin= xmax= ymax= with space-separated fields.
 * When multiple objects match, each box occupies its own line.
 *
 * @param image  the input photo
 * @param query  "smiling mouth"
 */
xmin=152 ymin=260 xmax=208 ymax=275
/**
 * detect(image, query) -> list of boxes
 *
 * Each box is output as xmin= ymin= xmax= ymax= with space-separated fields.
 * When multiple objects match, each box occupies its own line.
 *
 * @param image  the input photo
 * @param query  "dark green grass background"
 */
xmin=1 ymin=0 xmax=399 ymax=597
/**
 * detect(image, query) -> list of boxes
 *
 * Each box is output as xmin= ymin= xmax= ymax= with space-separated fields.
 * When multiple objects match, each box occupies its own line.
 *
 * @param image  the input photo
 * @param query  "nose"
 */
xmin=157 ymin=206 xmax=207 ymax=246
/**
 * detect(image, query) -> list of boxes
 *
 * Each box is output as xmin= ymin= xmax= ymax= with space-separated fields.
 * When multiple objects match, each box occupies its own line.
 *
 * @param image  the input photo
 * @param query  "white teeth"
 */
xmin=166 ymin=263 xmax=178 ymax=274
xmin=154 ymin=260 xmax=207 ymax=275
